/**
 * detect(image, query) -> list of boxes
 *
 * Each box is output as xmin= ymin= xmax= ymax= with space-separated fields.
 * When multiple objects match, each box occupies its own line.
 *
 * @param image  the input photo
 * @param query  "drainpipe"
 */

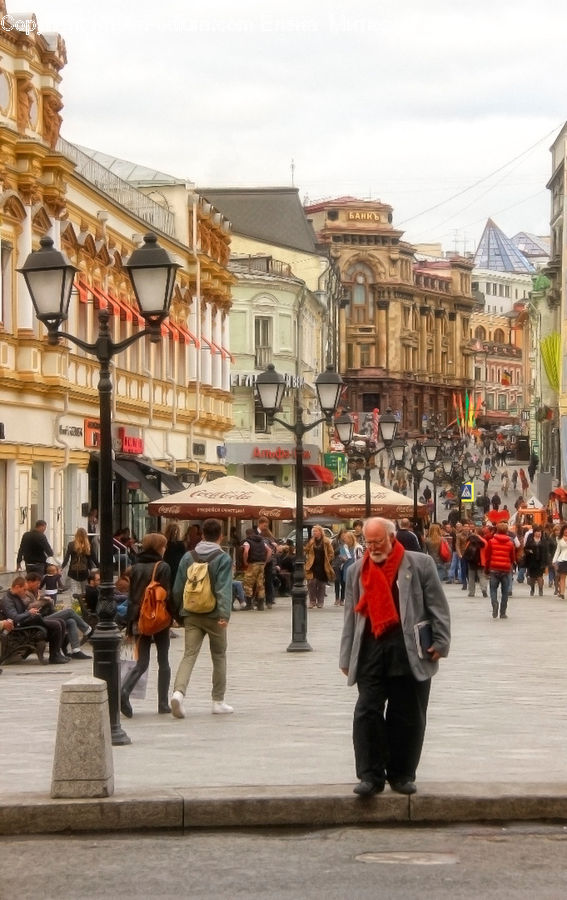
xmin=53 ymin=390 xmax=71 ymax=552
xmin=188 ymin=191 xmax=202 ymax=477
xmin=166 ymin=375 xmax=178 ymax=472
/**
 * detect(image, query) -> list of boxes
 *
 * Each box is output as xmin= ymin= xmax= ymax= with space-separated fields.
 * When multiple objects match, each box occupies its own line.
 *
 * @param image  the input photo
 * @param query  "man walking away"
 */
xmin=16 ymin=520 xmax=53 ymax=576
xmin=171 ymin=518 xmax=234 ymax=717
xmin=396 ymin=518 xmax=422 ymax=552
xmin=340 ymin=517 xmax=450 ymax=798
xmin=485 ymin=521 xmax=516 ymax=619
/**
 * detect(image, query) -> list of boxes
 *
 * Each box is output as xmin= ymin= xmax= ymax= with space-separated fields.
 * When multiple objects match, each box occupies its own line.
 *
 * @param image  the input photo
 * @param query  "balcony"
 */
xmin=255 ymin=346 xmax=272 ymax=368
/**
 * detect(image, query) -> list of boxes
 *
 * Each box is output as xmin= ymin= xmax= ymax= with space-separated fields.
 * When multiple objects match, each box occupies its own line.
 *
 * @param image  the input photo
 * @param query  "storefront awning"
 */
xmin=134 ymin=459 xmax=186 ymax=494
xmin=111 ymin=458 xmax=162 ymax=500
xmin=303 ymin=464 xmax=334 ymax=485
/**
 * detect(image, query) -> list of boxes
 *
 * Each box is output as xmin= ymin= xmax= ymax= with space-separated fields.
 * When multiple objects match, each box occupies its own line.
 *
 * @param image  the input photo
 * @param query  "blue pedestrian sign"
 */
xmin=460 ymin=482 xmax=474 ymax=502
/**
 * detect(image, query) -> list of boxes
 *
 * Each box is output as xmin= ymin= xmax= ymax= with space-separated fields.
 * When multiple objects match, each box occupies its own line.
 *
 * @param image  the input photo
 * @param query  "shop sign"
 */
xmin=252 ymin=446 xmax=311 ymax=461
xmin=84 ymin=418 xmax=100 ymax=448
xmin=118 ymin=427 xmax=144 ymax=455
xmin=231 ymin=372 xmax=305 ymax=388
xmin=59 ymin=424 xmax=83 ymax=437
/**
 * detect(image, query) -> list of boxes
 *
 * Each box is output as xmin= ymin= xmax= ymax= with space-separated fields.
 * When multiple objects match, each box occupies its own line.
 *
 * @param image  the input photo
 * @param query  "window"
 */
xmin=474 ymin=366 xmax=481 ymax=380
xmin=485 ymin=394 xmax=495 ymax=410
xmin=498 ymin=394 xmax=507 ymax=411
xmin=360 ymin=344 xmax=372 ymax=366
xmin=254 ymin=401 xmax=268 ymax=433
xmin=0 ymin=241 xmax=12 ymax=326
xmin=493 ymin=328 xmax=505 ymax=344
xmin=255 ymin=317 xmax=271 ymax=368
xmin=474 ymin=325 xmax=486 ymax=341
xmin=346 ymin=343 xmax=354 ymax=368
xmin=345 ymin=263 xmax=374 ymax=325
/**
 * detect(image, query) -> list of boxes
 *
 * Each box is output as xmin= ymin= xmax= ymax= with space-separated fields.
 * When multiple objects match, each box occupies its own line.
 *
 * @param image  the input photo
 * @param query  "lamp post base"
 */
xmin=287 ymin=578 xmax=313 ymax=653
xmin=91 ymin=623 xmax=131 ymax=746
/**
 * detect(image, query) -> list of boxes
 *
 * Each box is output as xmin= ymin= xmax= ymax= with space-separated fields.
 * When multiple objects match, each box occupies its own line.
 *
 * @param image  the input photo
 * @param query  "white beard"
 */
xmin=369 ymin=552 xmax=388 ymax=564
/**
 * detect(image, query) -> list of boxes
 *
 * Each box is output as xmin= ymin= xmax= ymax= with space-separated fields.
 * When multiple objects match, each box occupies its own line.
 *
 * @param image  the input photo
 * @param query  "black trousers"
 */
xmin=353 ymin=626 xmax=431 ymax=785
xmin=121 ymin=628 xmax=171 ymax=709
xmin=41 ymin=617 xmax=65 ymax=659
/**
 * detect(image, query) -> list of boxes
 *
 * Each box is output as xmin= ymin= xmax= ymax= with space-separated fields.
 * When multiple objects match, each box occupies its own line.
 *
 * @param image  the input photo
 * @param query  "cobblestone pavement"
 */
xmin=1 ymin=572 xmax=566 ymax=798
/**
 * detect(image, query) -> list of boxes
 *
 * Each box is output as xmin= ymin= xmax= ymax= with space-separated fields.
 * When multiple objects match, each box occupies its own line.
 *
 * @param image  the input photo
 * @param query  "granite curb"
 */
xmin=3 ymin=783 xmax=567 ymax=835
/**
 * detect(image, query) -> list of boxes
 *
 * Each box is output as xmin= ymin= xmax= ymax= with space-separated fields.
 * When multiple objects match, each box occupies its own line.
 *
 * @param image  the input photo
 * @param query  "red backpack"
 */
xmin=138 ymin=562 xmax=171 ymax=636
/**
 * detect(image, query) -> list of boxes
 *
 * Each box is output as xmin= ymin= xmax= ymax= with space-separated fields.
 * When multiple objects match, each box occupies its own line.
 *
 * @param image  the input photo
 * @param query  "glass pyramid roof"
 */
xmin=510 ymin=232 xmax=550 ymax=258
xmin=474 ymin=219 xmax=535 ymax=273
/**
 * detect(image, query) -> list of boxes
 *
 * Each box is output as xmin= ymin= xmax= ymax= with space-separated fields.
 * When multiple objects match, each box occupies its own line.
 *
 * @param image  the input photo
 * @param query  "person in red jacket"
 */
xmin=485 ymin=521 xmax=516 ymax=619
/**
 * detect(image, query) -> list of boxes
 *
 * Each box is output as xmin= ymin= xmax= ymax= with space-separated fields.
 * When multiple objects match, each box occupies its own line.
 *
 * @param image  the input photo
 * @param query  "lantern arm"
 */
xmin=269 ymin=413 xmax=329 ymax=437
xmin=47 ymin=321 xmax=161 ymax=355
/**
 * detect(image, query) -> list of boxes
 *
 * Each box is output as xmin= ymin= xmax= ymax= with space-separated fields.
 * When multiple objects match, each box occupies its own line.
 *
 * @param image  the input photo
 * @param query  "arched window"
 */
xmin=474 ymin=325 xmax=486 ymax=341
xmin=493 ymin=328 xmax=505 ymax=344
xmin=345 ymin=262 xmax=375 ymax=324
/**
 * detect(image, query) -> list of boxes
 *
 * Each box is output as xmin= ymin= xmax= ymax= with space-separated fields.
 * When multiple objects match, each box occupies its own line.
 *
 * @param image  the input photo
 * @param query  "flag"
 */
xmin=501 ymin=370 xmax=512 ymax=386
xmin=453 ymin=392 xmax=460 ymax=426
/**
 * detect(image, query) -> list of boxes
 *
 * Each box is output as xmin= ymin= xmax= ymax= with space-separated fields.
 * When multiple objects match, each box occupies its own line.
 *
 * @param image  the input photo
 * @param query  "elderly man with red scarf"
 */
xmin=339 ymin=516 xmax=450 ymax=797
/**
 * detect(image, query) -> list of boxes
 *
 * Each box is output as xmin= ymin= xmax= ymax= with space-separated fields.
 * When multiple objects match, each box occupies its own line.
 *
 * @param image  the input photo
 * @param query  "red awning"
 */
xmin=303 ymin=465 xmax=334 ymax=485
xmin=552 ymin=487 xmax=567 ymax=502
xmin=201 ymin=335 xmax=220 ymax=354
xmin=175 ymin=321 xmax=200 ymax=348
xmin=90 ymin=284 xmax=122 ymax=318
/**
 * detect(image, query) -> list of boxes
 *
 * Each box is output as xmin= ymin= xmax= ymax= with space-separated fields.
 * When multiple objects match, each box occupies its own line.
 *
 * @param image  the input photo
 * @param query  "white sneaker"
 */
xmin=171 ymin=691 xmax=186 ymax=718
xmin=212 ymin=700 xmax=233 ymax=715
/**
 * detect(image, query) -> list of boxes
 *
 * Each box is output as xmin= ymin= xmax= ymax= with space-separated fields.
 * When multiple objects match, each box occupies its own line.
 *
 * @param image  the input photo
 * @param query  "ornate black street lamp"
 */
xmin=389 ymin=439 xmax=428 ymax=528
xmin=441 ymin=454 xmax=480 ymax=520
xmin=335 ymin=409 xmax=399 ymax=517
xmin=255 ymin=364 xmax=343 ymax=652
xmin=19 ymin=233 xmax=180 ymax=745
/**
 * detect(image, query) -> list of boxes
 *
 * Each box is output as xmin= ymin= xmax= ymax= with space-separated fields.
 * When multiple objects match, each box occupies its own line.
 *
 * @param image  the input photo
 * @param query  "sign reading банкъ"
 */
xmin=347 ymin=210 xmax=381 ymax=221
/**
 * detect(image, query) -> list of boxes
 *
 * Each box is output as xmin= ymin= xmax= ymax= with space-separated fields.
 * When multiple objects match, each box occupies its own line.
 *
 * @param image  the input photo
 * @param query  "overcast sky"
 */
xmin=28 ymin=0 xmax=566 ymax=253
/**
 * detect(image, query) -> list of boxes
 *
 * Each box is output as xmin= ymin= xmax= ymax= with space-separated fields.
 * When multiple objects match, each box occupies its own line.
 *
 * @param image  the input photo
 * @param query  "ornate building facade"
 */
xmin=0 ymin=3 xmax=233 ymax=571
xmin=305 ymin=197 xmax=475 ymax=432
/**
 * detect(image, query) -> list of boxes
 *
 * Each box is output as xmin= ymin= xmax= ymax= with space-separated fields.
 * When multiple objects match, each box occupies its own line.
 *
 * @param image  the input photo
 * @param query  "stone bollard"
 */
xmin=51 ymin=676 xmax=114 ymax=799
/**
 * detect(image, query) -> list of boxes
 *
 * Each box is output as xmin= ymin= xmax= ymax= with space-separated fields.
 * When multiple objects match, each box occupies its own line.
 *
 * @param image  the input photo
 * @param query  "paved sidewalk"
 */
xmin=1 ymin=577 xmax=567 ymax=833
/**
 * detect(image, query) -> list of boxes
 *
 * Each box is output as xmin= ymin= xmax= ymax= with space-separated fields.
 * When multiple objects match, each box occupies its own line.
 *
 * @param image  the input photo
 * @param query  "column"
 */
xmin=419 ymin=306 xmax=429 ymax=373
xmin=376 ymin=300 xmax=389 ymax=369
xmin=16 ymin=207 xmax=34 ymax=330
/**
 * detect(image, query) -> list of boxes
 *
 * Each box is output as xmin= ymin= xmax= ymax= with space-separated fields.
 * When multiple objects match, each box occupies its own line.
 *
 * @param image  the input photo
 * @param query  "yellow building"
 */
xmin=0 ymin=3 xmax=233 ymax=571
xmin=305 ymin=197 xmax=476 ymax=431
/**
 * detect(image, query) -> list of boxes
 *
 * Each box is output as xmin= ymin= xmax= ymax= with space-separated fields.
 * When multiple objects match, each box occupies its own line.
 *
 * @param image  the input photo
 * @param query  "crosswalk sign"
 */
xmin=460 ymin=482 xmax=474 ymax=502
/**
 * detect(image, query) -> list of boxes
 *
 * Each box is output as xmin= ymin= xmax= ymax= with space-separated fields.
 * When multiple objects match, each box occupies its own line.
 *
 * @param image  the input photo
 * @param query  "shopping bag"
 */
xmin=120 ymin=641 xmax=148 ymax=700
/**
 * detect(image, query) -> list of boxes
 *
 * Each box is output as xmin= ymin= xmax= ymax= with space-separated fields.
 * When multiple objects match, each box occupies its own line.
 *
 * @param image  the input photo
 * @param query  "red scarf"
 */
xmin=355 ymin=538 xmax=405 ymax=637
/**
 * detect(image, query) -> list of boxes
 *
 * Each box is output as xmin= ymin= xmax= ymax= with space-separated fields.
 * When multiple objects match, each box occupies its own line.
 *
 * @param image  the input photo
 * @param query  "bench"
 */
xmin=0 ymin=595 xmax=48 ymax=666
xmin=0 ymin=623 xmax=48 ymax=666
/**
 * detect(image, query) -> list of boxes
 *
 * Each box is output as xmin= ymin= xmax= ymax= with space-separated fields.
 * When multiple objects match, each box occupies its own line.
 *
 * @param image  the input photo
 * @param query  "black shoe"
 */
xmin=120 ymin=692 xmax=133 ymax=718
xmin=500 ymin=614 xmax=508 ymax=619
xmin=389 ymin=779 xmax=417 ymax=795
xmin=49 ymin=655 xmax=70 ymax=664
xmin=353 ymin=780 xmax=385 ymax=797
xmin=482 ymin=591 xmax=487 ymax=598
xmin=158 ymin=704 xmax=171 ymax=714
xmin=70 ymin=650 xmax=92 ymax=660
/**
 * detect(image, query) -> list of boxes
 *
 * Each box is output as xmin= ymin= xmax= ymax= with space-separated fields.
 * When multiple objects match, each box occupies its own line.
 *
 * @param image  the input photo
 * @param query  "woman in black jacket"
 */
xmin=62 ymin=527 xmax=98 ymax=595
xmin=524 ymin=526 xmax=548 ymax=597
xmin=120 ymin=532 xmax=175 ymax=718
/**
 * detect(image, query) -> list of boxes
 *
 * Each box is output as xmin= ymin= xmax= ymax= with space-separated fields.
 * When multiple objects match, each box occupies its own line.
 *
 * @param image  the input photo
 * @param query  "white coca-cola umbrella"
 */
xmin=303 ymin=480 xmax=426 ymax=519
xmin=148 ymin=475 xmax=295 ymax=520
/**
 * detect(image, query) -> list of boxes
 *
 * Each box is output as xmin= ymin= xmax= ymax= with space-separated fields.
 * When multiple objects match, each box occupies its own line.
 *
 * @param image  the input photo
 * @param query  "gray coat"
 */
xmin=339 ymin=551 xmax=451 ymax=686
